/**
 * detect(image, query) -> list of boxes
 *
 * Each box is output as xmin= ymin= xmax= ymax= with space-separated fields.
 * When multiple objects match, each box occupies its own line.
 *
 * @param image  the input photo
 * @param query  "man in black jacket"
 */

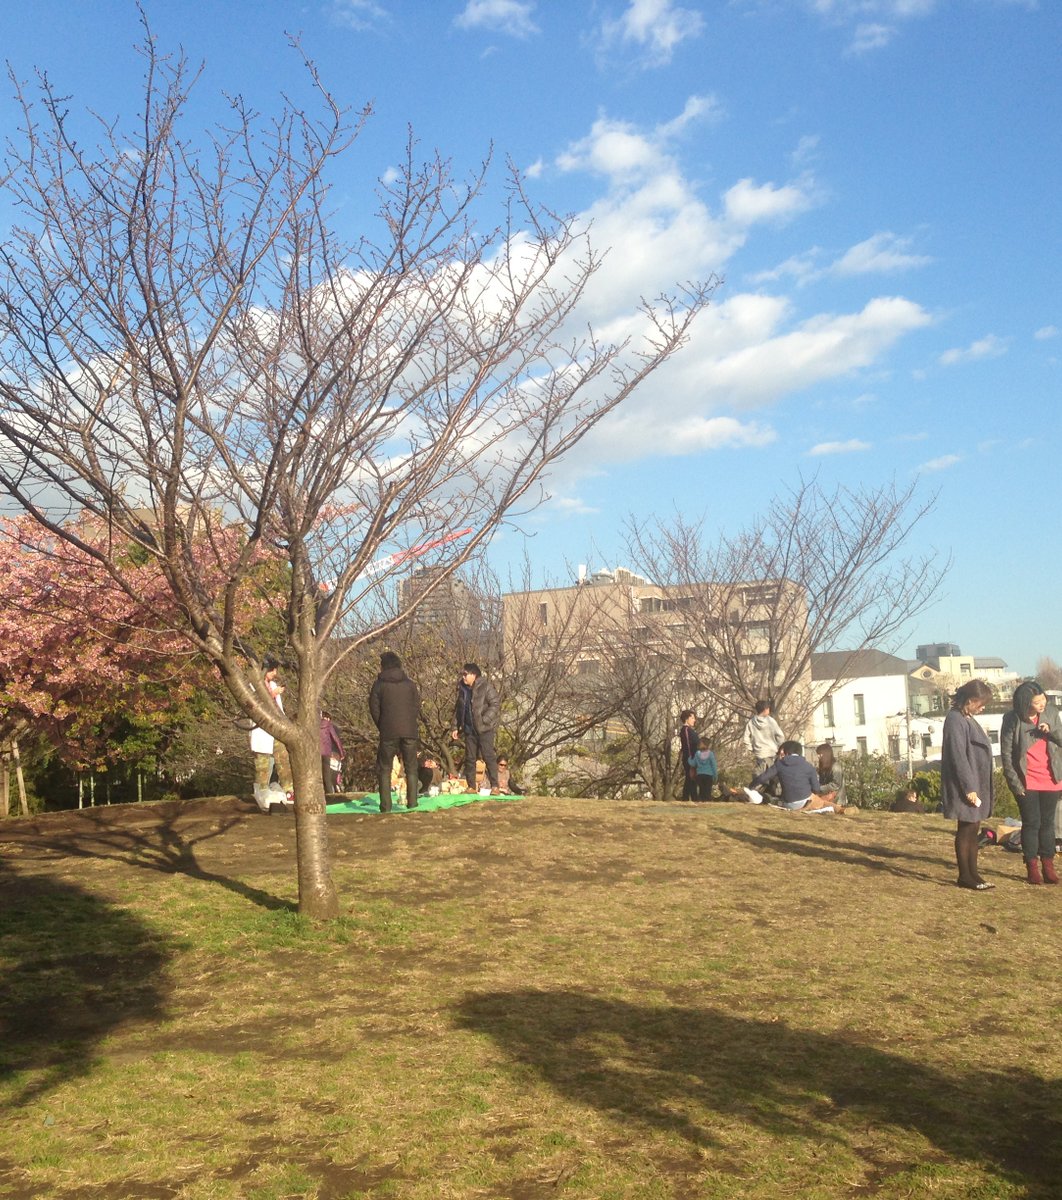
xmin=452 ymin=662 xmax=503 ymax=794
xmin=369 ymin=651 xmax=421 ymax=812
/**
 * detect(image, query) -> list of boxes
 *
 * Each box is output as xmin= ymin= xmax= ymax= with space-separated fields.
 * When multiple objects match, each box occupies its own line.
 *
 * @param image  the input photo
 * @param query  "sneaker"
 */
xmin=490 ymin=787 xmax=506 ymax=796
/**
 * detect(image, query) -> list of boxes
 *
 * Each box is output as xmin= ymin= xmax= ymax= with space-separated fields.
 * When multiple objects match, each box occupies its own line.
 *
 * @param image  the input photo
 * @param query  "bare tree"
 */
xmin=498 ymin=562 xmax=635 ymax=775
xmin=624 ymin=478 xmax=944 ymax=745
xmin=0 ymin=30 xmax=715 ymax=914
xmin=1036 ymin=658 xmax=1062 ymax=692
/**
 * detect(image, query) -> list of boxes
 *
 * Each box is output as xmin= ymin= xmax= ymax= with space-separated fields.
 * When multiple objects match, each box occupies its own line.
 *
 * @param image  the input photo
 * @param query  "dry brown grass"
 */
xmin=2 ymin=795 xmax=1060 ymax=1198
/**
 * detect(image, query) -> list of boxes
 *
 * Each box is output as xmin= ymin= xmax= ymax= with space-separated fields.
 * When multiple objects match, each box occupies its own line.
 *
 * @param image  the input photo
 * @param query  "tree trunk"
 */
xmin=287 ymin=735 xmax=340 ymax=919
xmin=12 ymin=739 xmax=28 ymax=816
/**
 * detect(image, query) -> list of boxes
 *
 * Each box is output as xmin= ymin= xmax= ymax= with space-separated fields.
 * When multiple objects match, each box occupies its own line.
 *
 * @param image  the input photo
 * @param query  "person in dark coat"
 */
xmin=940 ymin=678 xmax=995 ymax=890
xmin=369 ymin=651 xmax=421 ymax=813
xmin=452 ymin=662 xmax=502 ymax=793
xmin=999 ymin=680 xmax=1062 ymax=885
xmin=678 ymin=710 xmax=699 ymax=801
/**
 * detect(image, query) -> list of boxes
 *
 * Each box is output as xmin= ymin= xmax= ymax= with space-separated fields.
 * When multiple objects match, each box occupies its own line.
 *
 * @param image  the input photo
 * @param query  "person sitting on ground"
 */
xmin=496 ymin=756 xmax=524 ymax=795
xmin=749 ymin=740 xmax=841 ymax=811
xmin=417 ymin=752 xmax=441 ymax=796
xmin=890 ymin=785 xmax=926 ymax=813
xmin=815 ymin=743 xmax=847 ymax=809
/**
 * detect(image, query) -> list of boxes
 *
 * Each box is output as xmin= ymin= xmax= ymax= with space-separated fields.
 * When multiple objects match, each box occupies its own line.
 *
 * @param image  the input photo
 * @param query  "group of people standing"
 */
xmin=251 ymin=653 xmax=510 ymax=814
xmin=943 ymin=678 xmax=1062 ymax=890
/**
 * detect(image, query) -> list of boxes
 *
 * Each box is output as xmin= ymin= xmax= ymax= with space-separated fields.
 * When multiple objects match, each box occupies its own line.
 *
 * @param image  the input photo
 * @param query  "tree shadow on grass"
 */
xmin=0 ymin=871 xmax=174 ymax=1108
xmin=4 ymin=803 xmax=292 ymax=911
xmin=455 ymin=989 xmax=1062 ymax=1198
xmin=717 ymin=825 xmax=947 ymax=885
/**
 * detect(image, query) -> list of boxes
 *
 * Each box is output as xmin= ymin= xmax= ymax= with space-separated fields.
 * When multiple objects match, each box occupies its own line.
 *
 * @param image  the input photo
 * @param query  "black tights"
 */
xmin=954 ymin=821 xmax=983 ymax=886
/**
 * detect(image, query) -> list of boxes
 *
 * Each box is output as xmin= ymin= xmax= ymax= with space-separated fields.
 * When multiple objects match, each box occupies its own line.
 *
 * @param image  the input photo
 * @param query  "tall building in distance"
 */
xmin=399 ymin=565 xmax=484 ymax=636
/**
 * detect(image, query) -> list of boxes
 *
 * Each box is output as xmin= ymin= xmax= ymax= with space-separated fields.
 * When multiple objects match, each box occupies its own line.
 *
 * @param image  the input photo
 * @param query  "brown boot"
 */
xmin=1026 ymin=858 xmax=1043 ymax=885
xmin=1041 ymin=856 xmax=1059 ymax=885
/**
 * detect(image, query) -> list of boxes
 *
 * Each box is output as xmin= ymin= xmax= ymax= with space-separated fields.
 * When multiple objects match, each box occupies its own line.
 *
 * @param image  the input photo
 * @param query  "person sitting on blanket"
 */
xmin=744 ymin=741 xmax=842 ymax=811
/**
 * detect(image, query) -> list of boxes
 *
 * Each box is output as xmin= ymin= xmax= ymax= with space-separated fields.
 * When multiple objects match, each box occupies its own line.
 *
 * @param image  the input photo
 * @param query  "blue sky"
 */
xmin=1 ymin=0 xmax=1058 ymax=675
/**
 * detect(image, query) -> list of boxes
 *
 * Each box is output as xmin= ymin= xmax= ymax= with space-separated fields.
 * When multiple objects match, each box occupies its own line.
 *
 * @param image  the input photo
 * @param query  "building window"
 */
xmin=960 ymin=662 xmax=971 ymax=677
xmin=854 ymin=694 xmax=865 ymax=725
xmin=822 ymin=695 xmax=835 ymax=727
xmin=539 ymin=603 xmax=548 ymax=626
xmin=888 ymin=735 xmax=900 ymax=760
xmin=856 ymin=737 xmax=868 ymax=757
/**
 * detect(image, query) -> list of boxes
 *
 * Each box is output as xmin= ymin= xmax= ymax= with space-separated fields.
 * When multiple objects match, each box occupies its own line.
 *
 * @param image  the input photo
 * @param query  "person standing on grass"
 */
xmin=1000 ymin=680 xmax=1062 ymax=885
xmin=452 ymin=663 xmax=503 ymax=794
xmin=679 ymin=710 xmax=700 ymax=801
xmin=369 ymin=651 xmax=421 ymax=813
xmin=319 ymin=709 xmax=345 ymax=796
xmin=743 ymin=700 xmax=784 ymax=775
xmin=249 ymin=656 xmax=294 ymax=813
xmin=689 ymin=743 xmax=717 ymax=802
xmin=940 ymin=679 xmax=995 ymax=891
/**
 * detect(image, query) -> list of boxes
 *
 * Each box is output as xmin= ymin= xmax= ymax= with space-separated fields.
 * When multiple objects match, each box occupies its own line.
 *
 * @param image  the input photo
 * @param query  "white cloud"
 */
xmin=1035 ymin=325 xmax=1059 ymax=340
xmin=331 ymin=0 xmax=389 ymax=31
xmin=807 ymin=1 xmax=937 ymax=18
xmin=547 ymin=494 xmax=600 ymax=516
xmin=747 ymin=250 xmax=823 ymax=285
xmin=524 ymin=158 xmax=545 ymax=179
xmin=522 ymin=105 xmax=931 ymax=473
xmin=830 ymin=232 xmax=931 ymax=276
xmin=799 ymin=0 xmax=939 ymax=53
xmin=598 ymin=0 xmax=705 ymax=67
xmin=557 ymin=117 xmax=665 ymax=179
xmin=939 ymin=334 xmax=1009 ymax=366
xmin=847 ymin=22 xmax=895 ymax=53
xmin=454 ymin=0 xmax=538 ymax=37
xmin=589 ymin=411 xmax=777 ymax=463
xmin=808 ymin=439 xmax=871 ymax=455
xmin=724 ymin=177 xmax=815 ymax=226
xmin=790 ymin=135 xmax=822 ymax=170
xmin=919 ymin=454 xmax=961 ymax=472
xmin=753 ymin=231 xmax=928 ymax=287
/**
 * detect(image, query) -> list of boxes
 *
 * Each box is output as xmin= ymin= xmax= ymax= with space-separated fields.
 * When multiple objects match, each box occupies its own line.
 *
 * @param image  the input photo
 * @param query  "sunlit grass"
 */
xmin=1 ymin=798 xmax=1060 ymax=1197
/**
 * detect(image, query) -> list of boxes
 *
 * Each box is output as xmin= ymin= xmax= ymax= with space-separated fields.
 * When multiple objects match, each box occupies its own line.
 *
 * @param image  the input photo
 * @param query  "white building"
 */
xmin=812 ymin=648 xmax=1005 ymax=769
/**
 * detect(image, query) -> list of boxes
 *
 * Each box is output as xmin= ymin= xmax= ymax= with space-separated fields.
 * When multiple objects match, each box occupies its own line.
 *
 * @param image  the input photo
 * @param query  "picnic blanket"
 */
xmin=325 ymin=792 xmax=521 ymax=815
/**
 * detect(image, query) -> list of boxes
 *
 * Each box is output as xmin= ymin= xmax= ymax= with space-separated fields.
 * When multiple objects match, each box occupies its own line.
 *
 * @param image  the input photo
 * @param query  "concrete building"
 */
xmin=813 ymin=647 xmax=1008 ymax=770
xmin=502 ymin=568 xmax=813 ymax=730
xmin=399 ymin=565 xmax=483 ymax=635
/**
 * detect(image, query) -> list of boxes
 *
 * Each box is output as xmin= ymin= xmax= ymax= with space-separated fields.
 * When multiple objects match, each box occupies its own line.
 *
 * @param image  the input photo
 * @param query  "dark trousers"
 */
xmin=464 ymin=728 xmax=498 ymax=789
xmin=682 ymin=767 xmax=697 ymax=801
xmin=693 ymin=775 xmax=714 ymax=802
xmin=377 ymin=736 xmax=419 ymax=811
xmin=1017 ymin=789 xmax=1061 ymax=860
xmin=322 ymin=755 xmax=339 ymax=796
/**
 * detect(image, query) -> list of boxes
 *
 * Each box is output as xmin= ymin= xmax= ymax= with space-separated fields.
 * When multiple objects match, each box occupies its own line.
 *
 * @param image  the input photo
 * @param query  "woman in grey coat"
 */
xmin=999 ymin=680 xmax=1062 ymax=884
xmin=940 ymin=679 xmax=995 ymax=890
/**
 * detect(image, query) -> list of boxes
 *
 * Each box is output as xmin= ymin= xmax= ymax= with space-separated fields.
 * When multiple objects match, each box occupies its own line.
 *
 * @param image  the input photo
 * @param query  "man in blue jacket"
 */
xmin=752 ymin=741 xmax=840 ymax=811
